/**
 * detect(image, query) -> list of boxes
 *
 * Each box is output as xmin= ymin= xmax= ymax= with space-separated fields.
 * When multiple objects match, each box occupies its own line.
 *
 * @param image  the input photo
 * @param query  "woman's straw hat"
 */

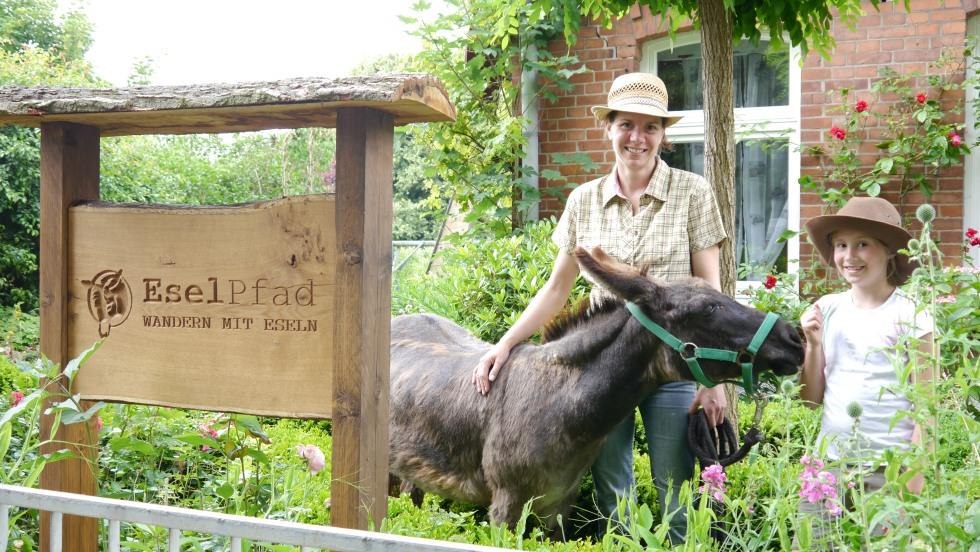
xmin=591 ymin=73 xmax=682 ymax=127
xmin=804 ymin=196 xmax=916 ymax=284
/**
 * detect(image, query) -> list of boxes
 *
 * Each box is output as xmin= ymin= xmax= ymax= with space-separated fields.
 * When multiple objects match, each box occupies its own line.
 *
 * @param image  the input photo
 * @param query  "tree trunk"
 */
xmin=698 ymin=0 xmax=741 ymax=423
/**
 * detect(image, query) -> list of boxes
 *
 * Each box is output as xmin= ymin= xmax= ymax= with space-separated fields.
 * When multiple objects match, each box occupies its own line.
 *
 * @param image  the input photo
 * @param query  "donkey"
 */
xmin=388 ymin=247 xmax=804 ymax=528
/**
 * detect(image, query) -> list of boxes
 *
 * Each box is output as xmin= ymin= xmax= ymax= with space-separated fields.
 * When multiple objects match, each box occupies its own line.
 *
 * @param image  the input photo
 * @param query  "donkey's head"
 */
xmin=574 ymin=247 xmax=803 ymax=384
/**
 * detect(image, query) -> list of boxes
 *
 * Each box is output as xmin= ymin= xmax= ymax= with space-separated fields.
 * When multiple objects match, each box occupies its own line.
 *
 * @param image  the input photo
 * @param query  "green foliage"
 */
xmin=0 ymin=1 xmax=100 ymax=308
xmin=404 ymin=0 xmax=589 ymax=237
xmin=799 ymin=52 xmax=971 ymax=205
xmin=519 ymin=0 xmax=867 ymax=60
xmin=393 ymin=218 xmax=589 ymax=342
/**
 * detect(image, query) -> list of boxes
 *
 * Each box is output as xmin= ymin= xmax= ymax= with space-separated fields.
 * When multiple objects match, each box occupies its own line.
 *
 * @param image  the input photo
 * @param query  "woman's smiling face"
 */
xmin=606 ymin=112 xmax=665 ymax=175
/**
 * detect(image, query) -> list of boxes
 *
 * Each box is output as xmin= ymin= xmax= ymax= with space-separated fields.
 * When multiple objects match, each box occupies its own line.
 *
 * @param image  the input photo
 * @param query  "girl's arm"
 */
xmin=799 ymin=304 xmax=826 ymax=408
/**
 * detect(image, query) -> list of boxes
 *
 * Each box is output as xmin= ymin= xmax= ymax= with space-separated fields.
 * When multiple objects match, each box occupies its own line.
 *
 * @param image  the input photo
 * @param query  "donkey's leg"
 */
xmin=489 ymin=488 xmax=524 ymax=529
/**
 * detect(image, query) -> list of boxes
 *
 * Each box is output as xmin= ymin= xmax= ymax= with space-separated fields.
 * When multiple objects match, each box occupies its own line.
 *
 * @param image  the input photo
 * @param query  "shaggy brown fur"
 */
xmin=389 ymin=247 xmax=804 ymax=528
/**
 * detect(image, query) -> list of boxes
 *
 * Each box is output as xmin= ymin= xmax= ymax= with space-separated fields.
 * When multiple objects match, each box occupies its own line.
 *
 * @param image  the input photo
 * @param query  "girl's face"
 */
xmin=606 ymin=113 xmax=665 ymax=175
xmin=831 ymin=228 xmax=894 ymax=289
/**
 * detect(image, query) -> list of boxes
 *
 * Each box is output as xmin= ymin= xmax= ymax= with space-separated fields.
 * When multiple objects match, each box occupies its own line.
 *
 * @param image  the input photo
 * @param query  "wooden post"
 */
xmin=331 ymin=108 xmax=394 ymax=529
xmin=39 ymin=122 xmax=100 ymax=552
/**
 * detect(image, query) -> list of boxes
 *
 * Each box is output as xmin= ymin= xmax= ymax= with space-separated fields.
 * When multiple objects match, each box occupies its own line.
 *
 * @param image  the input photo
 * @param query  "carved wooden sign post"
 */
xmin=0 ymin=75 xmax=454 ymax=551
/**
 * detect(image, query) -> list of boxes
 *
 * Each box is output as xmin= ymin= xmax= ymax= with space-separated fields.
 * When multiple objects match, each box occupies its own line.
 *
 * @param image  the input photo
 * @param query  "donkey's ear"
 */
xmin=574 ymin=247 xmax=658 ymax=302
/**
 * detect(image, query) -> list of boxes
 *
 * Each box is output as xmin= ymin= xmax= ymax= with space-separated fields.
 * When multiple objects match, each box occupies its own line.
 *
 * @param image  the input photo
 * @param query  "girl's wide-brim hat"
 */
xmin=804 ymin=196 xmax=917 ymax=284
xmin=591 ymin=73 xmax=683 ymax=127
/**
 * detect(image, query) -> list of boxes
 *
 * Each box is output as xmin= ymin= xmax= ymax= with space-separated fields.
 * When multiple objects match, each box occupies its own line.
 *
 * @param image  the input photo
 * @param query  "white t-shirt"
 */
xmin=815 ymin=288 xmax=934 ymax=461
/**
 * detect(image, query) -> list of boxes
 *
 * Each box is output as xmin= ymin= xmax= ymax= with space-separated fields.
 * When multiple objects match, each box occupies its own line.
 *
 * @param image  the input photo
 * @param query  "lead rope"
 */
xmin=687 ymin=393 xmax=770 ymax=542
xmin=687 ymin=393 xmax=769 ymax=467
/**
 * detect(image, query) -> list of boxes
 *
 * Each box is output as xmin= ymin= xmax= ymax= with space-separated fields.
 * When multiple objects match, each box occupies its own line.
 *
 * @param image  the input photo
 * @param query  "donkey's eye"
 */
xmin=706 ymin=304 xmax=721 ymax=313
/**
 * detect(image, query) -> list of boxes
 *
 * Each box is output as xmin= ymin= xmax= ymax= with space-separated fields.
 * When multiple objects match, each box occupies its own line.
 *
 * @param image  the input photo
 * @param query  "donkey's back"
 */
xmin=389 ymin=314 xmax=496 ymax=504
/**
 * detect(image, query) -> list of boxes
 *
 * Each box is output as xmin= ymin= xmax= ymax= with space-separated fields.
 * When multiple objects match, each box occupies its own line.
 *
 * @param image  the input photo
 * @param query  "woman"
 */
xmin=471 ymin=72 xmax=728 ymax=543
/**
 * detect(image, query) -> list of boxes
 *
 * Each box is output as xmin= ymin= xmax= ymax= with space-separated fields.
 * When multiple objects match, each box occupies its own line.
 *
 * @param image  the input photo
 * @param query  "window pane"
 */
xmin=656 ymin=41 xmax=789 ymax=111
xmin=660 ymin=141 xmax=789 ymax=275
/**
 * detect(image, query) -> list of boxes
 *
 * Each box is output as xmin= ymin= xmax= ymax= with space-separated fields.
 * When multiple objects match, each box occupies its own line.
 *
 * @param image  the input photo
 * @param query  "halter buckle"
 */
xmin=736 ymin=349 xmax=755 ymax=365
xmin=679 ymin=342 xmax=698 ymax=360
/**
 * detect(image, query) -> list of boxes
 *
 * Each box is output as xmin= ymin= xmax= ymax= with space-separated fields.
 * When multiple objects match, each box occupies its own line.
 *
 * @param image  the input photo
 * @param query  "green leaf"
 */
xmin=63 ymin=340 xmax=104 ymax=383
xmin=0 ymin=388 xmax=42 ymax=426
xmin=60 ymin=401 xmax=105 ymax=425
xmin=216 ymin=482 xmax=235 ymax=499
xmin=0 ymin=422 xmax=11 ymax=460
xmin=108 ymin=436 xmax=157 ymax=456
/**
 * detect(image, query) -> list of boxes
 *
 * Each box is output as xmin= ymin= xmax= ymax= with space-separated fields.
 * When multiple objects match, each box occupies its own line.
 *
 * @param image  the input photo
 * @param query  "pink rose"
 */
xmin=10 ymin=390 xmax=24 ymax=406
xmin=950 ymin=132 xmax=962 ymax=147
xmin=296 ymin=444 xmax=326 ymax=475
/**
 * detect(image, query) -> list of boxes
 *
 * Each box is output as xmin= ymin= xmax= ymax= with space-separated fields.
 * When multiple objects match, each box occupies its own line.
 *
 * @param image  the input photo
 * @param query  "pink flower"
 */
xmin=936 ymin=295 xmax=956 ymax=304
xmin=829 ymin=126 xmax=847 ymax=140
xmin=855 ymin=100 xmax=869 ymax=113
xmin=950 ymin=132 xmax=962 ymax=147
xmin=198 ymin=423 xmax=219 ymax=439
xmin=799 ymin=455 xmax=843 ymax=515
xmin=916 ymin=92 xmax=926 ymax=104
xmin=296 ymin=444 xmax=326 ymax=475
xmin=699 ymin=463 xmax=727 ymax=501
xmin=10 ymin=390 xmax=24 ymax=406
xmin=95 ymin=416 xmax=103 ymax=432
xmin=763 ymin=275 xmax=778 ymax=289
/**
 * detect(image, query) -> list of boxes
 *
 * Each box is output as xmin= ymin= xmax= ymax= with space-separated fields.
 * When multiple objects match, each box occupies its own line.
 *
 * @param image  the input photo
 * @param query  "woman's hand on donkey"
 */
xmin=473 ymin=343 xmax=511 ymax=395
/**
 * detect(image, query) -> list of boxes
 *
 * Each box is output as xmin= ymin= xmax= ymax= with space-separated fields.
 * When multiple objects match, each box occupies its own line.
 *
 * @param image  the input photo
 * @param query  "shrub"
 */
xmin=393 ymin=218 xmax=589 ymax=342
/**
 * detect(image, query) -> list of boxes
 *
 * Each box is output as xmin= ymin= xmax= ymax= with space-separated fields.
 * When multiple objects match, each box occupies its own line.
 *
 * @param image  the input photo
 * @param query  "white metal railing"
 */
xmin=0 ymin=484 xmax=510 ymax=552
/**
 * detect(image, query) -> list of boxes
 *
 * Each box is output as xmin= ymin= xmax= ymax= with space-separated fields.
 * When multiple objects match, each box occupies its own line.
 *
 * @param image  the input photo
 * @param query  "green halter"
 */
xmin=624 ymin=301 xmax=780 ymax=394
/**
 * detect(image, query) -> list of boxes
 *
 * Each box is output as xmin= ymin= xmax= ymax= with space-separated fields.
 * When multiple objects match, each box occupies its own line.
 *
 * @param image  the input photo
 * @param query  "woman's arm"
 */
xmin=689 ymin=244 xmax=728 ymax=424
xmin=471 ymin=250 xmax=580 ymax=395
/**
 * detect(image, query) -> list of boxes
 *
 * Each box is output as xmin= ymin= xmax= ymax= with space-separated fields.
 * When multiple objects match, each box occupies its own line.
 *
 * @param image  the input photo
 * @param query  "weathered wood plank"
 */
xmin=39 ymin=122 xmax=100 ymax=552
xmin=0 ymin=75 xmax=454 ymax=135
xmin=331 ymin=108 xmax=393 ymax=530
xmin=67 ymin=196 xmax=335 ymax=418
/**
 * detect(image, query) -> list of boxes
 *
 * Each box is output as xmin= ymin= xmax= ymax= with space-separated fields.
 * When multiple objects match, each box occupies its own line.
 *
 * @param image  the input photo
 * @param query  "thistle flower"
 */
xmin=846 ymin=401 xmax=863 ymax=419
xmin=915 ymin=204 xmax=936 ymax=224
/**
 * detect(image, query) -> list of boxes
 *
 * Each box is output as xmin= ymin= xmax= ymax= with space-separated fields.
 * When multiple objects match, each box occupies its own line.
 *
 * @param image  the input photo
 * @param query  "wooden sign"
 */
xmin=68 ymin=194 xmax=336 ymax=418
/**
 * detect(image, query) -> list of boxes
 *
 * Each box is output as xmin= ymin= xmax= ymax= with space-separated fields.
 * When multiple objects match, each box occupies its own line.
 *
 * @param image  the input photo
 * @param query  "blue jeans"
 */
xmin=592 ymin=380 xmax=695 ymax=544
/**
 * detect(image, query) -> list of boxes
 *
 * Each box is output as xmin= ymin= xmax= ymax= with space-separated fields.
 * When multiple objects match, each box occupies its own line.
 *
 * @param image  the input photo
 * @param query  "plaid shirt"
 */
xmin=553 ymin=159 xmax=727 ymax=302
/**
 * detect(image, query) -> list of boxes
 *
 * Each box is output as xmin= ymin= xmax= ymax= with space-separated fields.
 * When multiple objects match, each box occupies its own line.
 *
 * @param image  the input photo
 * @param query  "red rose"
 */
xmin=829 ymin=126 xmax=847 ymax=140
xmin=967 ymin=228 xmax=978 ymax=238
xmin=855 ymin=100 xmax=868 ymax=113
xmin=916 ymin=92 xmax=926 ymax=104
xmin=764 ymin=275 xmax=778 ymax=289
xmin=972 ymin=236 xmax=980 ymax=247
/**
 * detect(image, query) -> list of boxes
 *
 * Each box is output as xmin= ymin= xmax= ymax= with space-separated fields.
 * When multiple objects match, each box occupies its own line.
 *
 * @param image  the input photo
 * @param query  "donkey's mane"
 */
xmin=541 ymin=297 xmax=622 ymax=343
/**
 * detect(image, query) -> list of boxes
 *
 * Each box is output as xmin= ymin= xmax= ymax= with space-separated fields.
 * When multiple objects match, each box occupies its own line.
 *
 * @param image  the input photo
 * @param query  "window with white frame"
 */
xmin=641 ymin=34 xmax=801 ymax=288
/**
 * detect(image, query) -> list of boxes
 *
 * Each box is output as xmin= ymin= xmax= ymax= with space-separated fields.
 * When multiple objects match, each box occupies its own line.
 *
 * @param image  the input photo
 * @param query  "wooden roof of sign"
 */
xmin=0 ymin=73 xmax=455 ymax=136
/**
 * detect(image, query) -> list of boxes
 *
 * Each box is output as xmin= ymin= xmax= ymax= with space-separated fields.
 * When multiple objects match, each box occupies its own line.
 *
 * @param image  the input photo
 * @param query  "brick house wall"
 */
xmin=537 ymin=0 xmax=976 ymax=267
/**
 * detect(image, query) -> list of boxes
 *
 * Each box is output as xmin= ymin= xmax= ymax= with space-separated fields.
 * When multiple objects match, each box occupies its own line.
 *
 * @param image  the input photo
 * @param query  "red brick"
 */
xmin=894 ymin=49 xmax=945 ymax=63
xmin=867 ymin=26 xmax=916 ymax=38
xmin=930 ymin=10 xmax=966 ymax=22
xmin=940 ymin=21 xmax=967 ymax=34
